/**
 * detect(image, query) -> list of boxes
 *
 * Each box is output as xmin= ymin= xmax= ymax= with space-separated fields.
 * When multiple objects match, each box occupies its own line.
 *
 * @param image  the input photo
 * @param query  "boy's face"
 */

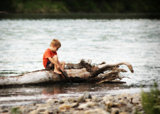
xmin=50 ymin=45 xmax=59 ymax=52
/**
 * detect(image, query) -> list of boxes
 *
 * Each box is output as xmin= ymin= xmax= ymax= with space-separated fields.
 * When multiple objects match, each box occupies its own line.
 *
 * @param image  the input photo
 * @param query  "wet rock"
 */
xmin=33 ymin=106 xmax=47 ymax=114
xmin=2 ymin=109 xmax=9 ymax=113
xmin=92 ymin=96 xmax=102 ymax=102
xmin=118 ymin=97 xmax=122 ymax=101
xmin=37 ymin=108 xmax=46 ymax=113
xmin=47 ymin=107 xmax=54 ymax=113
xmin=78 ymin=103 xmax=88 ymax=109
xmin=77 ymin=92 xmax=92 ymax=103
xmin=105 ymin=101 xmax=121 ymax=112
xmin=71 ymin=103 xmax=79 ymax=108
xmin=112 ymin=103 xmax=120 ymax=108
xmin=119 ymin=112 xmax=129 ymax=114
xmin=83 ymin=92 xmax=92 ymax=99
xmin=59 ymin=100 xmax=65 ymax=104
xmin=0 ymin=107 xmax=8 ymax=113
xmin=119 ymin=100 xmax=127 ymax=107
xmin=126 ymin=103 xmax=133 ymax=109
xmin=105 ymin=101 xmax=113 ymax=108
xmin=77 ymin=96 xmax=85 ymax=103
xmin=46 ymin=98 xmax=55 ymax=105
xmin=102 ymin=96 xmax=108 ymax=101
xmin=51 ymin=107 xmax=59 ymax=114
xmin=0 ymin=93 xmax=143 ymax=114
xmin=103 ymin=95 xmax=113 ymax=102
xmin=84 ymin=108 xmax=108 ymax=114
xmin=61 ymin=98 xmax=69 ymax=102
xmin=132 ymin=97 xmax=140 ymax=104
xmin=131 ymin=107 xmax=137 ymax=114
xmin=87 ymin=101 xmax=96 ymax=107
xmin=1 ymin=106 xmax=9 ymax=112
xmin=111 ymin=108 xmax=120 ymax=114
xmin=68 ymin=97 xmax=77 ymax=103
xmin=27 ymin=106 xmax=37 ymax=113
xmin=36 ymin=103 xmax=47 ymax=108
xmin=29 ymin=110 xmax=38 ymax=114
xmin=19 ymin=106 xmax=30 ymax=114
xmin=99 ymin=105 xmax=107 ymax=112
xmin=78 ymin=101 xmax=96 ymax=109
xmin=59 ymin=104 xmax=71 ymax=111
xmin=85 ymin=98 xmax=92 ymax=102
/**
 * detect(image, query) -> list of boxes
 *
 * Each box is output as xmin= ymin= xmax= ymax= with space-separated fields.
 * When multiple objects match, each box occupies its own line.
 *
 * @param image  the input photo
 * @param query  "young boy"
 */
xmin=43 ymin=39 xmax=65 ymax=74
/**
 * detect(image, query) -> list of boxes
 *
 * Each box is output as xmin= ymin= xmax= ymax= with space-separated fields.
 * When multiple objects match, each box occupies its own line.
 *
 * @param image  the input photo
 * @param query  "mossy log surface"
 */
xmin=0 ymin=60 xmax=134 ymax=86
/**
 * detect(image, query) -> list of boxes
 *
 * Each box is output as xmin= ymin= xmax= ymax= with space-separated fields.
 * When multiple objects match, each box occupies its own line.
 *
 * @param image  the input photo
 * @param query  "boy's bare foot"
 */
xmin=54 ymin=70 xmax=62 ymax=74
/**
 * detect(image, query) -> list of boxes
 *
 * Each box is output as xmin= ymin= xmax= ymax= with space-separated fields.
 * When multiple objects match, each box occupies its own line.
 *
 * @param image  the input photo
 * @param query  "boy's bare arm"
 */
xmin=48 ymin=57 xmax=58 ymax=65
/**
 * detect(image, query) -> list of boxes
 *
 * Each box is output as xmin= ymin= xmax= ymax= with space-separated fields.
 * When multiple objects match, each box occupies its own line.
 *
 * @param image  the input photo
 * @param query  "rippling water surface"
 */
xmin=0 ymin=19 xmax=160 ymax=106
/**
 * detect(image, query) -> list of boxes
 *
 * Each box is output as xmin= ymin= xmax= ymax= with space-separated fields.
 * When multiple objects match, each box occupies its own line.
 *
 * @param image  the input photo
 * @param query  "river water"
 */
xmin=0 ymin=19 xmax=160 ymax=106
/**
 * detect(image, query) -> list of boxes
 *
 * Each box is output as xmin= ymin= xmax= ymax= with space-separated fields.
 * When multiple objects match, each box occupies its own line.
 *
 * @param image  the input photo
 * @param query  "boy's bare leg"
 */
xmin=51 ymin=56 xmax=62 ymax=74
xmin=54 ymin=65 xmax=62 ymax=74
xmin=61 ymin=61 xmax=65 ymax=71
xmin=54 ymin=62 xmax=65 ymax=74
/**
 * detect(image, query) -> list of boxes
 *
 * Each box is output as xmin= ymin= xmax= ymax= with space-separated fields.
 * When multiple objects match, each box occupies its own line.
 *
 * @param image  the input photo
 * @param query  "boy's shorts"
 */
xmin=46 ymin=61 xmax=54 ymax=70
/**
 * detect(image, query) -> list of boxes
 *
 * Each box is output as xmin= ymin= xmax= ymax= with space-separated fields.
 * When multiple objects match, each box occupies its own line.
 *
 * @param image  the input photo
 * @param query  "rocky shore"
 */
xmin=0 ymin=93 xmax=143 ymax=114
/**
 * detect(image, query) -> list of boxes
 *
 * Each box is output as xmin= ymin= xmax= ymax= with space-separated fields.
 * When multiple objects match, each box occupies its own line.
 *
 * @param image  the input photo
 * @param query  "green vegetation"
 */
xmin=11 ymin=107 xmax=21 ymax=114
xmin=141 ymin=83 xmax=160 ymax=114
xmin=0 ymin=0 xmax=160 ymax=14
xmin=12 ymin=0 xmax=68 ymax=13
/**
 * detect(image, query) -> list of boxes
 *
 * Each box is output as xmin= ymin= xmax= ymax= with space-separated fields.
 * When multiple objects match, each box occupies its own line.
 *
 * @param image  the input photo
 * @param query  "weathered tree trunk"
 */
xmin=0 ymin=60 xmax=134 ymax=86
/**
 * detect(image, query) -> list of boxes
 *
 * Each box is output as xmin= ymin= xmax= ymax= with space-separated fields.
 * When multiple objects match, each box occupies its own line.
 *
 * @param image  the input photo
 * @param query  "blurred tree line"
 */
xmin=0 ymin=0 xmax=160 ymax=13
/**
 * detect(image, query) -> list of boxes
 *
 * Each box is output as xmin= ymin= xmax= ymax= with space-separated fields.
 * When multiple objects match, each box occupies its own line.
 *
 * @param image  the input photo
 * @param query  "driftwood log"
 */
xmin=0 ymin=60 xmax=134 ymax=86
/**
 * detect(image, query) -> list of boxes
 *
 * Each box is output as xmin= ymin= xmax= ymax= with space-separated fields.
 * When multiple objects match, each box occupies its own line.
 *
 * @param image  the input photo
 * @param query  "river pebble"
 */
xmin=0 ymin=92 xmax=143 ymax=114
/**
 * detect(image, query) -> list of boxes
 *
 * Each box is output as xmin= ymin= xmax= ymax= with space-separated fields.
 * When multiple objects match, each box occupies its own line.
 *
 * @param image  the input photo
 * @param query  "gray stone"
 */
xmin=46 ymin=99 xmax=55 ymax=105
xmin=2 ymin=109 xmax=9 ymax=113
xmin=78 ymin=102 xmax=96 ymax=109
xmin=126 ymin=103 xmax=133 ymax=109
xmin=36 ymin=107 xmax=47 ymax=113
xmin=68 ymin=97 xmax=77 ymax=103
xmin=77 ymin=92 xmax=92 ymax=103
xmin=27 ymin=106 xmax=37 ymax=112
xmin=47 ymin=107 xmax=54 ymax=113
xmin=92 ymin=96 xmax=102 ymax=102
xmin=77 ymin=96 xmax=85 ymax=103
xmin=84 ymin=108 xmax=108 ymax=114
xmin=59 ymin=100 xmax=65 ymax=104
xmin=83 ymin=92 xmax=92 ymax=99
xmin=59 ymin=104 xmax=72 ymax=111
xmin=52 ymin=108 xmax=59 ymax=114
xmin=120 ymin=112 xmax=129 ymax=114
xmin=111 ymin=108 xmax=120 ymax=114
xmin=29 ymin=110 xmax=38 ymax=114
xmin=71 ymin=103 xmax=79 ymax=108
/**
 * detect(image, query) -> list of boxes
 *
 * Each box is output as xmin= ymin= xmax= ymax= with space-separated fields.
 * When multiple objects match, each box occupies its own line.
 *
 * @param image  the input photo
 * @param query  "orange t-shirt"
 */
xmin=43 ymin=48 xmax=57 ymax=68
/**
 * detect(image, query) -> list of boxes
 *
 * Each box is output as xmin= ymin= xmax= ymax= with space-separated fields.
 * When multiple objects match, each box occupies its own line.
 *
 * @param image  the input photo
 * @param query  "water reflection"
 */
xmin=0 ymin=82 xmax=150 ymax=106
xmin=42 ymin=84 xmax=65 ymax=96
xmin=0 ymin=83 xmax=125 ymax=97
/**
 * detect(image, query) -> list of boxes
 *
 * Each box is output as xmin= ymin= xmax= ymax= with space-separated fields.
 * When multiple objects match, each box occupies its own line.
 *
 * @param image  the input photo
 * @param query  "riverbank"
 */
xmin=0 ymin=92 xmax=143 ymax=114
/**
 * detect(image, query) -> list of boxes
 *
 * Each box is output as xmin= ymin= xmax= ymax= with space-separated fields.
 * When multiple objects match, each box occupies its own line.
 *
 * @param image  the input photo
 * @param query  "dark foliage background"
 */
xmin=0 ymin=0 xmax=160 ymax=13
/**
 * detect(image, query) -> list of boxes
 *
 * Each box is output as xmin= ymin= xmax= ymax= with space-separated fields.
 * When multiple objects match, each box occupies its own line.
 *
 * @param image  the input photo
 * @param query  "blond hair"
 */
xmin=50 ymin=39 xmax=61 ymax=48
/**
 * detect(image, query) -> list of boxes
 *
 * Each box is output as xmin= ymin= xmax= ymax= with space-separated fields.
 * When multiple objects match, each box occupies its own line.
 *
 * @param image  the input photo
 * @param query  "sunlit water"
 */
xmin=0 ymin=19 xmax=160 ymax=106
